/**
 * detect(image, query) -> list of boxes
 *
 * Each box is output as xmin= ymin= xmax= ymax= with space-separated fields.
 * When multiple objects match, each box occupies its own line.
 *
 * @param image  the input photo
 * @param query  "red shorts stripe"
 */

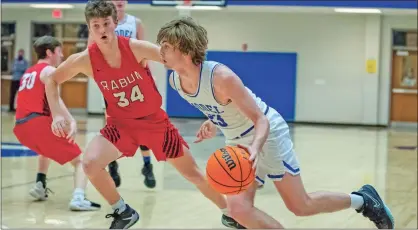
xmin=100 ymin=109 xmax=188 ymax=161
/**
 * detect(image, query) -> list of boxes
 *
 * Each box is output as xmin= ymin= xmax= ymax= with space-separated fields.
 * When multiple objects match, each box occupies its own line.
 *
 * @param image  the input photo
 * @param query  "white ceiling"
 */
xmin=2 ymin=3 xmax=417 ymax=16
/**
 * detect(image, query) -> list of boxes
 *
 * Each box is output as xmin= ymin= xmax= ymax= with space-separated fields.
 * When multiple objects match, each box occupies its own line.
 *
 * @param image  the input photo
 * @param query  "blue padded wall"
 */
xmin=166 ymin=51 xmax=297 ymax=121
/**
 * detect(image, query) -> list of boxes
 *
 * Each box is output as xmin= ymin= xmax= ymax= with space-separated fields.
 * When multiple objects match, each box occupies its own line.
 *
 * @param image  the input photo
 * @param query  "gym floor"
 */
xmin=1 ymin=112 xmax=416 ymax=229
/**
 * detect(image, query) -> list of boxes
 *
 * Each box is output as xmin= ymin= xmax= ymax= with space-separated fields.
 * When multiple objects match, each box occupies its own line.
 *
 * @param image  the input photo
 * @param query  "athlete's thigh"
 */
xmin=84 ymin=134 xmax=121 ymax=168
xmin=100 ymin=122 xmax=138 ymax=157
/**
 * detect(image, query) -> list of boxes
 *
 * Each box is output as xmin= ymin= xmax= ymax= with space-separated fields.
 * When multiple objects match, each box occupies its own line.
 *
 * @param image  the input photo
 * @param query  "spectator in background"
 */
xmin=9 ymin=49 xmax=28 ymax=112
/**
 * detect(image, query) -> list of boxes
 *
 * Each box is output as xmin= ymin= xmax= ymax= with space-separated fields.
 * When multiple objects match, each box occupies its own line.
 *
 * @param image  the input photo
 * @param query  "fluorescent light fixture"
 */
xmin=175 ymin=5 xmax=221 ymax=10
xmin=30 ymin=4 xmax=74 ymax=9
xmin=334 ymin=8 xmax=381 ymax=13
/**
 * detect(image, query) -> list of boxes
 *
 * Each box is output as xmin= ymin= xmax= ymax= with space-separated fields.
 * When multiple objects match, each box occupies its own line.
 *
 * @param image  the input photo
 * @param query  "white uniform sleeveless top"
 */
xmin=171 ymin=61 xmax=270 ymax=140
xmin=115 ymin=14 xmax=138 ymax=39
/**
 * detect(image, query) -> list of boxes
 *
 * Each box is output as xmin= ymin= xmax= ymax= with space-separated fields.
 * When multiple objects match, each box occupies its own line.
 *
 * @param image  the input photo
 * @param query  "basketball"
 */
xmin=206 ymin=146 xmax=255 ymax=195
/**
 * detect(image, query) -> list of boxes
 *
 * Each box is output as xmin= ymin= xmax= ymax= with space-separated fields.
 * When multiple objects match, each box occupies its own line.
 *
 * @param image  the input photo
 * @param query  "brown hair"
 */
xmin=85 ymin=0 xmax=117 ymax=24
xmin=157 ymin=16 xmax=208 ymax=65
xmin=33 ymin=36 xmax=62 ymax=59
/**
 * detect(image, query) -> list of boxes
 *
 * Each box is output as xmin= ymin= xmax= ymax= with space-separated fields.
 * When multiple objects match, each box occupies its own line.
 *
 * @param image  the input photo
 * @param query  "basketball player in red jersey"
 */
xmin=87 ymin=0 xmax=157 ymax=190
xmin=13 ymin=35 xmax=101 ymax=211
xmin=45 ymin=1 xmax=241 ymax=229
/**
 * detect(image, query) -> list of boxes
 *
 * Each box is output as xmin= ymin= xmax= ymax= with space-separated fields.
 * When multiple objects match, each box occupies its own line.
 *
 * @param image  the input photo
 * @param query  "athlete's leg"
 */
xmin=168 ymin=145 xmax=227 ymax=209
xmin=83 ymin=128 xmax=139 ymax=229
xmin=29 ymin=155 xmax=51 ymax=201
xmin=139 ymin=145 xmax=156 ymax=188
xmin=274 ymin=173 xmax=394 ymax=229
xmin=227 ymin=182 xmax=284 ymax=229
xmin=68 ymin=155 xmax=101 ymax=211
xmin=82 ymin=135 xmax=122 ymax=205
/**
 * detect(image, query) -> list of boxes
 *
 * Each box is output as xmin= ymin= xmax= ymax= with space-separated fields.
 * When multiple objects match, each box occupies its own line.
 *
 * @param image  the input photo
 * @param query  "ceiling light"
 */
xmin=334 ymin=8 xmax=381 ymax=14
xmin=175 ymin=5 xmax=221 ymax=10
xmin=30 ymin=4 xmax=74 ymax=9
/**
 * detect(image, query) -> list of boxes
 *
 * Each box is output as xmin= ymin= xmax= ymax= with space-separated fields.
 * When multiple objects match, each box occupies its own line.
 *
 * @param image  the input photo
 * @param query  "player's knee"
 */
xmin=70 ymin=157 xmax=82 ymax=168
xmin=81 ymin=158 xmax=99 ymax=177
xmin=228 ymin=199 xmax=253 ymax=221
xmin=285 ymin=197 xmax=313 ymax=216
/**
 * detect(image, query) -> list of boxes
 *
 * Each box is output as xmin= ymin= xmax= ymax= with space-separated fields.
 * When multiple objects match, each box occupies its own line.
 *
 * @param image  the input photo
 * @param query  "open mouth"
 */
xmin=101 ymin=35 xmax=108 ymax=40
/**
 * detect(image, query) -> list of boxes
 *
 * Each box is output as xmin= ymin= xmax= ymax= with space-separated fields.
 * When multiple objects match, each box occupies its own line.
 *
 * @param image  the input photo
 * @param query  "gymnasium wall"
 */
xmin=2 ymin=8 xmax=417 ymax=125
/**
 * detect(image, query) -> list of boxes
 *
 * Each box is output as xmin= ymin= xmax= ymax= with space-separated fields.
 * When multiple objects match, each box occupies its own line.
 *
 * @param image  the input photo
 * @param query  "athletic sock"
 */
xmin=350 ymin=194 xmax=365 ymax=210
xmin=221 ymin=208 xmax=230 ymax=217
xmin=111 ymin=197 xmax=127 ymax=214
xmin=73 ymin=188 xmax=85 ymax=200
xmin=143 ymin=156 xmax=151 ymax=165
xmin=36 ymin=173 xmax=47 ymax=188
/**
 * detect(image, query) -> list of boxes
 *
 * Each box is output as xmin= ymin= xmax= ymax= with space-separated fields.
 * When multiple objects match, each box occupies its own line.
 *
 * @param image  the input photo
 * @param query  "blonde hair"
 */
xmin=157 ymin=16 xmax=208 ymax=65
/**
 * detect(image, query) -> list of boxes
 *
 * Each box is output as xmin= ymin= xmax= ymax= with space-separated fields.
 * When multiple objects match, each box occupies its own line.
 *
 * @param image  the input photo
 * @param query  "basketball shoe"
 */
xmin=69 ymin=196 xmax=102 ymax=211
xmin=106 ymin=204 xmax=139 ymax=229
xmin=352 ymin=184 xmax=395 ymax=229
xmin=141 ymin=163 xmax=156 ymax=188
xmin=222 ymin=214 xmax=246 ymax=229
xmin=109 ymin=160 xmax=121 ymax=187
xmin=29 ymin=181 xmax=52 ymax=201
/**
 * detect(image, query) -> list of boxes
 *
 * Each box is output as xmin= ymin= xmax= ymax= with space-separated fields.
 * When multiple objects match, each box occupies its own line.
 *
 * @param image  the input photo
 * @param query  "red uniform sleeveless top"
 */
xmin=15 ymin=62 xmax=51 ymax=119
xmin=88 ymin=36 xmax=162 ymax=119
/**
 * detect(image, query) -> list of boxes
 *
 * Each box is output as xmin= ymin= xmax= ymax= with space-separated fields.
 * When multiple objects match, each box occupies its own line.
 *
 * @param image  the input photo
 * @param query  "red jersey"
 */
xmin=15 ymin=62 xmax=51 ymax=119
xmin=89 ymin=36 xmax=162 ymax=119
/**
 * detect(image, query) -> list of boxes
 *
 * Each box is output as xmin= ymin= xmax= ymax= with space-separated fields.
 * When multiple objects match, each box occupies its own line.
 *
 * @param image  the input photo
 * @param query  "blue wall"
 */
xmin=166 ymin=51 xmax=297 ymax=121
xmin=3 ymin=0 xmax=417 ymax=9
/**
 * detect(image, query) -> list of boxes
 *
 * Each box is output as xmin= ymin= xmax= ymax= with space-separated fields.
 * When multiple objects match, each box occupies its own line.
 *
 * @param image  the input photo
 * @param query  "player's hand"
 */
xmin=66 ymin=120 xmax=77 ymax=143
xmin=237 ymin=144 xmax=259 ymax=169
xmin=194 ymin=120 xmax=217 ymax=143
xmin=51 ymin=115 xmax=68 ymax=138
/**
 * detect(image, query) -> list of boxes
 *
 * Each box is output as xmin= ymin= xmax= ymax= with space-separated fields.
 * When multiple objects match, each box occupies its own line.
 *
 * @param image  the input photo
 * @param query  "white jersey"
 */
xmin=171 ymin=61 xmax=270 ymax=140
xmin=115 ymin=14 xmax=138 ymax=39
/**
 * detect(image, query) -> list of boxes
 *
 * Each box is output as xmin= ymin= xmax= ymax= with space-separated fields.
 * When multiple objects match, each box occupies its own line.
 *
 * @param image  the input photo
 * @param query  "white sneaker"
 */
xmin=69 ymin=197 xmax=101 ymax=211
xmin=29 ymin=181 xmax=50 ymax=201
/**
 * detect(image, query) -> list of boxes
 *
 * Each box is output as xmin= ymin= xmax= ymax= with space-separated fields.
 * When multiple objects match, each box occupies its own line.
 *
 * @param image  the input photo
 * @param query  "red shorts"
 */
xmin=100 ymin=109 xmax=188 ymax=161
xmin=13 ymin=115 xmax=82 ymax=165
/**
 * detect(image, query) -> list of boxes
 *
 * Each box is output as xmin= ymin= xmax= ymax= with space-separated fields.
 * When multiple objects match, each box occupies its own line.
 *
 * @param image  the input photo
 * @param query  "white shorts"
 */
xmin=225 ymin=107 xmax=300 ymax=185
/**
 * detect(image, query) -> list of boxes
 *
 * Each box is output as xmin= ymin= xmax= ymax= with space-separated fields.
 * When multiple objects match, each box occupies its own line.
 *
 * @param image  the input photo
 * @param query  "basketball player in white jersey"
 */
xmin=87 ymin=0 xmax=157 ymax=189
xmin=157 ymin=17 xmax=395 ymax=229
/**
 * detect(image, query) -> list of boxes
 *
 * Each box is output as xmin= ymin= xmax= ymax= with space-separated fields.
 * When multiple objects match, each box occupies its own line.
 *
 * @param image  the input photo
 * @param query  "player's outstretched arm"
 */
xmin=45 ymin=51 xmax=89 ymax=139
xmin=129 ymin=39 xmax=163 ymax=65
xmin=213 ymin=65 xmax=270 ymax=159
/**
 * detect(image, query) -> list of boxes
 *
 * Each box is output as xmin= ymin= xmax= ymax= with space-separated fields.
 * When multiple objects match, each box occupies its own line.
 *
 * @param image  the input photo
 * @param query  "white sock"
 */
xmin=111 ymin=197 xmax=127 ymax=214
xmin=221 ymin=208 xmax=229 ymax=217
xmin=350 ymin=194 xmax=364 ymax=210
xmin=73 ymin=188 xmax=85 ymax=200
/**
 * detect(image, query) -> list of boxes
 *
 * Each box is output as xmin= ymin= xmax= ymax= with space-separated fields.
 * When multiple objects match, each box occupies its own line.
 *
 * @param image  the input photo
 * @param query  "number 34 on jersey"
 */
xmin=113 ymin=85 xmax=144 ymax=107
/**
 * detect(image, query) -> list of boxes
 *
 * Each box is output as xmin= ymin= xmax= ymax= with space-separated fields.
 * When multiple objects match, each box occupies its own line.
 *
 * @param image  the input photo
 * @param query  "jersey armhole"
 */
xmin=210 ymin=63 xmax=230 ymax=106
xmin=169 ymin=72 xmax=177 ymax=91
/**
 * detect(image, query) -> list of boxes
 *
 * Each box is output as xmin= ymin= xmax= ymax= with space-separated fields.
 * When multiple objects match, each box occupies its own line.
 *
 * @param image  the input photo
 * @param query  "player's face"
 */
xmin=112 ymin=0 xmax=127 ymax=13
xmin=159 ymin=41 xmax=185 ymax=69
xmin=89 ymin=17 xmax=117 ymax=45
xmin=52 ymin=46 xmax=63 ymax=67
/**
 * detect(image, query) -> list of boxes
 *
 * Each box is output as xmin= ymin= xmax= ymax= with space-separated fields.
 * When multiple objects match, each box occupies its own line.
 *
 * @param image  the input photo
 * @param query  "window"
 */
xmin=31 ymin=22 xmax=88 ymax=65
xmin=63 ymin=24 xmax=89 ymax=39
xmin=1 ymin=22 xmax=16 ymax=74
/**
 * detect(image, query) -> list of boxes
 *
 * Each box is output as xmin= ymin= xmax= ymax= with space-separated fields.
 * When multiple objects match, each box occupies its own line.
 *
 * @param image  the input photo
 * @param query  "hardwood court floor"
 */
xmin=1 ymin=112 xmax=416 ymax=229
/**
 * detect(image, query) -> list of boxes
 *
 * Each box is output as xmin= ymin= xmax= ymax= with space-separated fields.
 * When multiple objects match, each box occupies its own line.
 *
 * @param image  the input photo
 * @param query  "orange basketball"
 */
xmin=206 ymin=146 xmax=255 ymax=195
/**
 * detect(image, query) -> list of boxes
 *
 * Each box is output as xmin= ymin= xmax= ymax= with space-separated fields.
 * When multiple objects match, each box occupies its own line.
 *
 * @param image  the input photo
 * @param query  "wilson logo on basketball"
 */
xmin=220 ymin=148 xmax=236 ymax=170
